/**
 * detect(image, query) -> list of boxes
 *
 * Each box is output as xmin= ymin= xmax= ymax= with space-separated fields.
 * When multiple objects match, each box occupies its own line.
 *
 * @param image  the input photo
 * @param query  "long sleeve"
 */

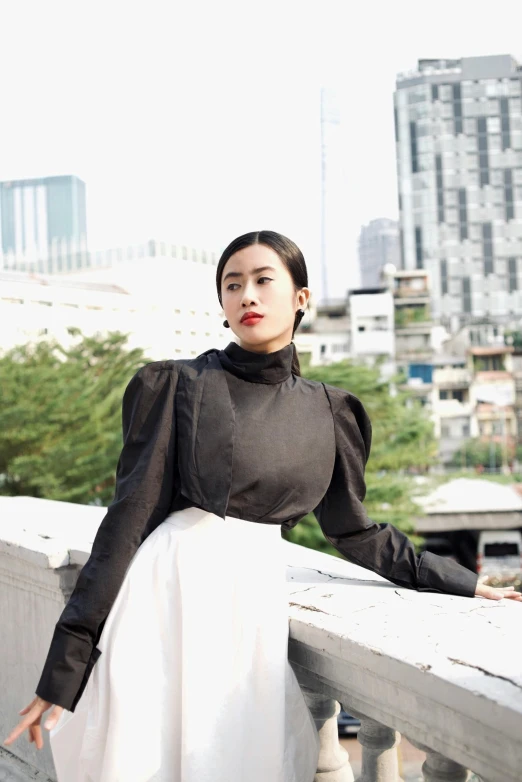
xmin=35 ymin=361 xmax=180 ymax=711
xmin=314 ymin=385 xmax=479 ymax=598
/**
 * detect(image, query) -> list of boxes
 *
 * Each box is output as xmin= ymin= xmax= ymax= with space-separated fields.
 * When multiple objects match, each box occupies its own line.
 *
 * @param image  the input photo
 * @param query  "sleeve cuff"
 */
xmin=35 ymin=626 xmax=102 ymax=712
xmin=418 ymin=551 xmax=479 ymax=598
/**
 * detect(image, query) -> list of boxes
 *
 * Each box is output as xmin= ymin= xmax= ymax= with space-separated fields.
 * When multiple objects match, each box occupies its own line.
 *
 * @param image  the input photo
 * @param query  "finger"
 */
xmin=19 ymin=699 xmax=37 ymax=716
xmin=4 ymin=707 xmax=43 ymax=746
xmin=486 ymin=589 xmax=504 ymax=600
xmin=32 ymin=724 xmax=44 ymax=750
xmin=44 ymin=706 xmax=63 ymax=731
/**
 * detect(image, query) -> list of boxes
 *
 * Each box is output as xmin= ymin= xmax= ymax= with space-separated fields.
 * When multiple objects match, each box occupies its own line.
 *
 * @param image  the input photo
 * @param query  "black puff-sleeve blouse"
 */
xmin=35 ymin=340 xmax=479 ymax=711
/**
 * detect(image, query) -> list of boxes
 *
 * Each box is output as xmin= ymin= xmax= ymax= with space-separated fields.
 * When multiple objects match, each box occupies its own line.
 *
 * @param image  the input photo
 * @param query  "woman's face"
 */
xmin=220 ymin=244 xmax=309 ymax=353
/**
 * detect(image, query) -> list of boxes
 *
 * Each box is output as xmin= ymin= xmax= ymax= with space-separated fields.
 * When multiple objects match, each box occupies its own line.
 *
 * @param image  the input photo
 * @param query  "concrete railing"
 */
xmin=1 ymin=496 xmax=521 ymax=782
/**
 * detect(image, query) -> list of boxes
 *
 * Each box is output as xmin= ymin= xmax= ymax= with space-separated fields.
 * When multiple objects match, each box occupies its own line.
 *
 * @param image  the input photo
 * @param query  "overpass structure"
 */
xmin=414 ymin=478 xmax=522 ymax=533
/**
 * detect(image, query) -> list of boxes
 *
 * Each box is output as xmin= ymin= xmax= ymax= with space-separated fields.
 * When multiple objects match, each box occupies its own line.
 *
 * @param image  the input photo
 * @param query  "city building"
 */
xmin=348 ymin=287 xmax=395 ymax=379
xmin=0 ymin=241 xmax=228 ymax=361
xmin=1 ymin=235 xmax=219 ymax=276
xmin=384 ymin=268 xmax=447 ymax=378
xmin=358 ymin=218 xmax=401 ymax=288
xmin=293 ymin=297 xmax=351 ymax=366
xmin=0 ymin=176 xmax=87 ymax=265
xmin=394 ymin=54 xmax=522 ymax=330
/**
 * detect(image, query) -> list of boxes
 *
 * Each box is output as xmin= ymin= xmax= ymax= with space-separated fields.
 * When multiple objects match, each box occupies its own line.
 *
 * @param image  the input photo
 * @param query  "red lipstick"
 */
xmin=240 ymin=312 xmax=264 ymax=325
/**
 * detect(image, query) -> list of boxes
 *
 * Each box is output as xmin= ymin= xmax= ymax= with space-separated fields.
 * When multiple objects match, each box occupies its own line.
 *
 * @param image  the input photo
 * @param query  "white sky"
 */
xmin=1 ymin=0 xmax=521 ymax=299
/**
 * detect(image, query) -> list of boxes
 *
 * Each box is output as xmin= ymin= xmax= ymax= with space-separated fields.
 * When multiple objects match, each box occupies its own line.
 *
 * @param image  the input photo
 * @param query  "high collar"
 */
xmin=218 ymin=341 xmax=295 ymax=384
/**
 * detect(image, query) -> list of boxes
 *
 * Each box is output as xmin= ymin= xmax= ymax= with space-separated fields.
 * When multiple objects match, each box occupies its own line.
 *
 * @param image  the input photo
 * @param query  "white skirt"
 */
xmin=50 ymin=506 xmax=320 ymax=781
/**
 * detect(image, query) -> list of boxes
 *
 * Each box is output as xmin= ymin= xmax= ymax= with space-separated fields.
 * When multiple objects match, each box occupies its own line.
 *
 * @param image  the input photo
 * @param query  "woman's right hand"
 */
xmin=3 ymin=696 xmax=64 ymax=750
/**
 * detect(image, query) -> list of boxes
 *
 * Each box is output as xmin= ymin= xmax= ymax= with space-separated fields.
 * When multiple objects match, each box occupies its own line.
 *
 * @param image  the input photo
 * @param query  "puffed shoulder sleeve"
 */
xmin=35 ymin=361 xmax=180 ymax=711
xmin=313 ymin=386 xmax=479 ymax=598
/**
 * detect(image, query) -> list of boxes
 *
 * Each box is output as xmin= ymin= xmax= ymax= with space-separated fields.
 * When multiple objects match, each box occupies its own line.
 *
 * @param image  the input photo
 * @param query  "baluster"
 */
xmin=407 ymin=737 xmax=470 ymax=782
xmin=302 ymin=689 xmax=354 ymax=781
xmin=349 ymin=709 xmax=403 ymax=782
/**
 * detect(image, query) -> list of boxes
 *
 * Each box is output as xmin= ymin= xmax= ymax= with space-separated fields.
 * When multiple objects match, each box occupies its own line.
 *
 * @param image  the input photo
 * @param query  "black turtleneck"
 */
xmin=217 ymin=340 xmax=295 ymax=384
xmin=215 ymin=341 xmax=334 ymax=524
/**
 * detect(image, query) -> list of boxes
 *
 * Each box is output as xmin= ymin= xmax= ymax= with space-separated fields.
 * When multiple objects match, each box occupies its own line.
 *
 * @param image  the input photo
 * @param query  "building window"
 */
xmin=458 ymin=188 xmax=468 ymax=240
xmin=409 ymin=364 xmax=433 ymax=384
xmin=452 ymin=83 xmax=463 ymax=134
xmin=439 ymin=390 xmax=449 ymax=400
xmin=440 ymin=259 xmax=448 ymax=295
xmin=436 ymin=155 xmax=444 ymax=223
xmin=431 ymin=84 xmax=439 ymax=101
xmin=462 ymin=423 xmax=470 ymax=437
xmin=477 ymin=117 xmax=489 ymax=186
xmin=441 ymin=424 xmax=451 ymax=438
xmin=410 ymin=121 xmax=419 ymax=173
xmin=394 ymin=107 xmax=399 ymax=142
xmin=453 ymin=389 xmax=464 ymax=403
xmin=475 ymin=355 xmax=503 ymax=371
xmin=482 ymin=222 xmax=494 ymax=275
xmin=504 ymin=169 xmax=514 ymax=221
xmin=462 ymin=276 xmax=472 ymax=313
xmin=500 ymin=96 xmax=511 ymax=150
xmin=508 ymin=257 xmax=518 ymax=292
xmin=415 ymin=226 xmax=423 ymax=269
xmin=320 ymin=344 xmax=326 ymax=355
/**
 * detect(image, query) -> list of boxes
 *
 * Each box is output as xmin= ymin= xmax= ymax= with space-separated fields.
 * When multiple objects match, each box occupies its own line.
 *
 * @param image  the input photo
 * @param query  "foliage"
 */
xmin=394 ymin=304 xmax=430 ymax=328
xmin=504 ymin=329 xmax=522 ymax=348
xmin=0 ymin=329 xmax=149 ymax=504
xmin=282 ymin=359 xmax=434 ymax=556
xmin=450 ymin=438 xmax=513 ymax=469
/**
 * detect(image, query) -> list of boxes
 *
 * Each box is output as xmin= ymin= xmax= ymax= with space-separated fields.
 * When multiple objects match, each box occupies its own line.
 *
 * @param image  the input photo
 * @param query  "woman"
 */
xmin=5 ymin=230 xmax=521 ymax=781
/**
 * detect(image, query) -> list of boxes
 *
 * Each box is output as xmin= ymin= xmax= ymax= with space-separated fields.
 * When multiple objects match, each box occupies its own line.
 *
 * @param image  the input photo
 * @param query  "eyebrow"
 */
xmin=222 ymin=265 xmax=277 ymax=282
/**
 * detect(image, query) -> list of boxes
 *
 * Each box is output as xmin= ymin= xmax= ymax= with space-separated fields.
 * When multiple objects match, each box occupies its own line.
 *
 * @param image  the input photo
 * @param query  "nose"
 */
xmin=240 ymin=279 xmax=260 ymax=307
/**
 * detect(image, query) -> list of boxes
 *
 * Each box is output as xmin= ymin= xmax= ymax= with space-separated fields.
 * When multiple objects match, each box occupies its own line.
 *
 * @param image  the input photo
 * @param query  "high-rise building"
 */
xmin=358 ymin=218 xmax=401 ymax=287
xmin=394 ymin=54 xmax=522 ymax=329
xmin=0 ymin=175 xmax=87 ymax=263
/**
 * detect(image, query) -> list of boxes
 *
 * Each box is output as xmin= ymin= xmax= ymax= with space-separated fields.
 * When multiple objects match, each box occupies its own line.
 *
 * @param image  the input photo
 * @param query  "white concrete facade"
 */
xmin=0 ymin=245 xmax=229 ymax=361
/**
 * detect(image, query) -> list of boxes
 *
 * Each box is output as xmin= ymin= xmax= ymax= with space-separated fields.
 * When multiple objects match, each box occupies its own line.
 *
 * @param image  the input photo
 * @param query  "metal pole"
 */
xmin=320 ymin=88 xmax=328 ymax=304
xmin=502 ymin=405 xmax=508 ymax=472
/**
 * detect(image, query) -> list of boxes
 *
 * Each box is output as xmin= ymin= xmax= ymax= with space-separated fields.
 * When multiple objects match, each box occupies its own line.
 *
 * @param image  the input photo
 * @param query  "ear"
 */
xmin=297 ymin=288 xmax=311 ymax=309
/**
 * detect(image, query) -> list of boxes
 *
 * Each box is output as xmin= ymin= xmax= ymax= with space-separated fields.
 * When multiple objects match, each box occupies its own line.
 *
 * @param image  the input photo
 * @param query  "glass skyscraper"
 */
xmin=394 ymin=55 xmax=522 ymax=329
xmin=0 ymin=175 xmax=87 ymax=262
xmin=358 ymin=218 xmax=401 ymax=288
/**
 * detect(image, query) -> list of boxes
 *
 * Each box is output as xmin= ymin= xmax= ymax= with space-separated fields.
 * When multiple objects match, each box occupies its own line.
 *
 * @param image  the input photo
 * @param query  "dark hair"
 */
xmin=216 ymin=230 xmax=308 ymax=376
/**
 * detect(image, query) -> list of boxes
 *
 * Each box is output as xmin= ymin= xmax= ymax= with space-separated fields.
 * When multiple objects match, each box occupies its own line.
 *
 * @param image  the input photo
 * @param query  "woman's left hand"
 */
xmin=475 ymin=580 xmax=522 ymax=601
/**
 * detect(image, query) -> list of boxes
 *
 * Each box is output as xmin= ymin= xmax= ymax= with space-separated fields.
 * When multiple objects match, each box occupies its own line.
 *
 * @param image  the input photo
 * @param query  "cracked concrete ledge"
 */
xmin=1 ymin=496 xmax=521 ymax=781
xmin=283 ymin=539 xmax=522 ymax=782
xmin=0 ymin=496 xmax=104 ymax=569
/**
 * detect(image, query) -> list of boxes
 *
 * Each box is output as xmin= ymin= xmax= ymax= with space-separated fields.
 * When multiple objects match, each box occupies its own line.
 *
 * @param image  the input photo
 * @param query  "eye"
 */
xmin=226 ymin=283 xmax=240 ymax=291
xmin=258 ymin=276 xmax=273 ymax=284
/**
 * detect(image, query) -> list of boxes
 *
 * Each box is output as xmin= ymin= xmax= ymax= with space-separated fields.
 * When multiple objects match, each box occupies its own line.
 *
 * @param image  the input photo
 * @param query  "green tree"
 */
xmin=283 ymin=359 xmax=433 ymax=556
xmin=450 ymin=438 xmax=506 ymax=470
xmin=0 ymin=329 xmax=149 ymax=504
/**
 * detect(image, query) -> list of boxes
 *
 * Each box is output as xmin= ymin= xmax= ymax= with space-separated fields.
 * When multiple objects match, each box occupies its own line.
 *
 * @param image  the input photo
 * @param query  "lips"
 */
xmin=240 ymin=313 xmax=264 ymax=324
